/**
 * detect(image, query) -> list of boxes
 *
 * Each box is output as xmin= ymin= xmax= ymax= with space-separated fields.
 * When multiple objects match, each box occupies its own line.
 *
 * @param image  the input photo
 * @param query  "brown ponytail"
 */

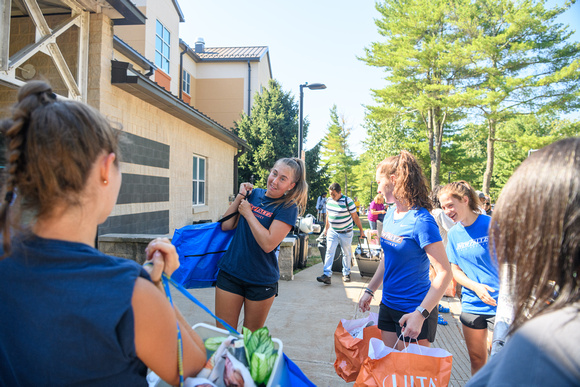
xmin=376 ymin=150 xmax=432 ymax=211
xmin=0 ymin=81 xmax=120 ymax=256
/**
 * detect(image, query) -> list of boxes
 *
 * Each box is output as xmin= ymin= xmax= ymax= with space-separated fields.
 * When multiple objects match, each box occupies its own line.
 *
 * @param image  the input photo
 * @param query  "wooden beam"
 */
xmin=8 ymin=14 xmax=80 ymax=71
xmin=0 ymin=0 xmax=11 ymax=71
xmin=77 ymin=11 xmax=90 ymax=102
xmin=21 ymin=0 xmax=51 ymax=36
xmin=47 ymin=42 xmax=81 ymax=99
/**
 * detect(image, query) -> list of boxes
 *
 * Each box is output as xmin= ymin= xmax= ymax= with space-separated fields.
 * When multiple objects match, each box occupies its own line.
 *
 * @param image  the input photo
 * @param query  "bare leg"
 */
xmin=242 ymin=296 xmax=276 ymax=332
xmin=215 ymin=287 xmax=244 ymax=330
xmin=381 ymin=330 xmax=400 ymax=348
xmin=463 ymin=325 xmax=489 ymax=375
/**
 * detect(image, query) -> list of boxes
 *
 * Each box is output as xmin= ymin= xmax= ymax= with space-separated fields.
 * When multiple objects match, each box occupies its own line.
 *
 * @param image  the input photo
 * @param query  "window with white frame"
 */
xmin=155 ymin=20 xmax=170 ymax=74
xmin=182 ymin=70 xmax=191 ymax=95
xmin=192 ymin=155 xmax=206 ymax=205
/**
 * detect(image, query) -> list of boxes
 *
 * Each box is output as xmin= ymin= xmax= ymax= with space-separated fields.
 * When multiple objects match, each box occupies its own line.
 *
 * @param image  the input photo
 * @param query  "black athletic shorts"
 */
xmin=378 ymin=303 xmax=438 ymax=343
xmin=216 ymin=270 xmax=278 ymax=301
xmin=460 ymin=312 xmax=495 ymax=330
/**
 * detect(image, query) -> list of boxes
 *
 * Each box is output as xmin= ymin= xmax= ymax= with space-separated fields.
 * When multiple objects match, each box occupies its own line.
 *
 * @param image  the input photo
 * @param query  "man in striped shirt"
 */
xmin=317 ymin=183 xmax=364 ymax=284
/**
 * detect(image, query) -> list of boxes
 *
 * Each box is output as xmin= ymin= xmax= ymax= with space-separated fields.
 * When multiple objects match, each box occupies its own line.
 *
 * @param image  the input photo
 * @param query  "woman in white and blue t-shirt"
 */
xmin=439 ymin=181 xmax=499 ymax=375
xmin=359 ymin=150 xmax=452 ymax=349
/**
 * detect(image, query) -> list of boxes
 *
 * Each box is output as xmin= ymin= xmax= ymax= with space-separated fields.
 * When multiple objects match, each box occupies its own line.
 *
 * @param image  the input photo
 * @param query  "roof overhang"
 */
xmin=111 ymin=60 xmax=248 ymax=151
xmin=106 ymin=0 xmax=147 ymax=25
xmin=113 ymin=35 xmax=156 ymax=74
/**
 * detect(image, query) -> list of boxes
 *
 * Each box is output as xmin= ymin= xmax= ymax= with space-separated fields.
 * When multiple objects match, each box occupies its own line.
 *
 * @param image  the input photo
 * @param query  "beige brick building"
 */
xmin=0 ymin=0 xmax=272 ymax=235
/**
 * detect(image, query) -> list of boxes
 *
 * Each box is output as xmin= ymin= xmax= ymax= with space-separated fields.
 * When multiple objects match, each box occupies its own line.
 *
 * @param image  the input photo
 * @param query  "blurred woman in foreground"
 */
xmin=467 ymin=137 xmax=580 ymax=386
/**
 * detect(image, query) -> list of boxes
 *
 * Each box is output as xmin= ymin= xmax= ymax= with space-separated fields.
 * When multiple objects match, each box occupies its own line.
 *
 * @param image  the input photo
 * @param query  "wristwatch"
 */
xmin=415 ymin=306 xmax=430 ymax=319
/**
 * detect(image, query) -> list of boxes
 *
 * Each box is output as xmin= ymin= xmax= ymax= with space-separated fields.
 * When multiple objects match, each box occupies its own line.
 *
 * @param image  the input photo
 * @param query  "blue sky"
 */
xmin=179 ymin=0 xmax=579 ymax=156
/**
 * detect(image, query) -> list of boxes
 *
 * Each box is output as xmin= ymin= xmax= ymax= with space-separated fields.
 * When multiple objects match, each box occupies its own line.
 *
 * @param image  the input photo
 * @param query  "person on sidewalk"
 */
xmin=217 ymin=158 xmax=308 ymax=331
xmin=430 ymin=185 xmax=457 ymax=325
xmin=367 ymin=193 xmax=386 ymax=231
xmin=467 ymin=137 xmax=580 ymax=386
xmin=359 ymin=151 xmax=452 ymax=349
xmin=316 ymin=192 xmax=327 ymax=225
xmin=317 ymin=183 xmax=364 ymax=284
xmin=439 ymin=181 xmax=498 ymax=375
xmin=0 ymin=81 xmax=207 ymax=386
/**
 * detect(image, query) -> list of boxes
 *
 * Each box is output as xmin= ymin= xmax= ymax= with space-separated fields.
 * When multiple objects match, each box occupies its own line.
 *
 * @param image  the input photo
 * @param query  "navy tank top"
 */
xmin=0 ymin=234 xmax=150 ymax=386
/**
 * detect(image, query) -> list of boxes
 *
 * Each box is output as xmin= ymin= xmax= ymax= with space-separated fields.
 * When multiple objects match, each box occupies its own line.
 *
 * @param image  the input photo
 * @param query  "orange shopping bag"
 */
xmin=334 ymin=312 xmax=382 ymax=382
xmin=355 ymin=338 xmax=453 ymax=387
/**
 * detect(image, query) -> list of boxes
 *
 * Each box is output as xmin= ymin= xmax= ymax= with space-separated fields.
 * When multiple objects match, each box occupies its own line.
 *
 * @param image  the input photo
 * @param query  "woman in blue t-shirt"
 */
xmin=0 ymin=81 xmax=206 ymax=386
xmin=438 ymin=181 xmax=499 ymax=375
xmin=217 ymin=158 xmax=308 ymax=332
xmin=359 ymin=150 xmax=452 ymax=348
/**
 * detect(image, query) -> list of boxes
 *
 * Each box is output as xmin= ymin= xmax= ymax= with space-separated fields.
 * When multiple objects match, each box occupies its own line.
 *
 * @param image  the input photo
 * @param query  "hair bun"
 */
xmin=17 ymin=80 xmax=54 ymax=103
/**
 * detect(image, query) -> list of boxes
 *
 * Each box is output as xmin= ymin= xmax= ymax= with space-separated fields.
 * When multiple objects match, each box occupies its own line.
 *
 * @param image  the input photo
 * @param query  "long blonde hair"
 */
xmin=271 ymin=158 xmax=308 ymax=215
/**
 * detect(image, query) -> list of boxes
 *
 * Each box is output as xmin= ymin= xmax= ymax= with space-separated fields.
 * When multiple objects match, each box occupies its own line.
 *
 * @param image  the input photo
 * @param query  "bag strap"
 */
xmin=160 ymin=274 xmax=185 ymax=387
xmin=157 ymin=273 xmax=241 ymax=387
xmin=162 ymin=272 xmax=241 ymax=336
xmin=217 ymin=210 xmax=239 ymax=223
xmin=217 ymin=192 xmax=249 ymax=223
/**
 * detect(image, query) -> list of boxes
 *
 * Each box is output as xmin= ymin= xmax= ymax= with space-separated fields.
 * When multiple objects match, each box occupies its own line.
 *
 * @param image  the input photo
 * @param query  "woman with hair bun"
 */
xmin=217 ymin=157 xmax=308 ymax=332
xmin=438 ymin=180 xmax=498 ymax=375
xmin=359 ymin=150 xmax=452 ymax=348
xmin=0 ymin=81 xmax=206 ymax=385
xmin=467 ymin=137 xmax=580 ymax=386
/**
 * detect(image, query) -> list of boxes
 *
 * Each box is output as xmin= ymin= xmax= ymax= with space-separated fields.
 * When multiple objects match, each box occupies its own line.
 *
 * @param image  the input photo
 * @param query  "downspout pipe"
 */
xmin=179 ymin=43 xmax=189 ymax=100
xmin=247 ymin=60 xmax=251 ymax=116
xmin=233 ymin=147 xmax=246 ymax=195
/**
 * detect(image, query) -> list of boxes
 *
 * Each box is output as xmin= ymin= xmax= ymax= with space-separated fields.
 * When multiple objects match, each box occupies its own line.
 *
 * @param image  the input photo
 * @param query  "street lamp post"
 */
xmin=298 ymin=82 xmax=326 ymax=159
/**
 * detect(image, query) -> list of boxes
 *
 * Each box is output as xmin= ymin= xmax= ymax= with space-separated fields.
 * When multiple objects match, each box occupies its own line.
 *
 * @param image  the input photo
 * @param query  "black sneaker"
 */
xmin=316 ymin=274 xmax=331 ymax=285
xmin=342 ymin=274 xmax=351 ymax=282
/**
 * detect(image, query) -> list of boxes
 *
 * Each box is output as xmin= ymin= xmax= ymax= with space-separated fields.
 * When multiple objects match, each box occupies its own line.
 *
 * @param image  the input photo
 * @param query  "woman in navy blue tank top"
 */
xmin=0 ymin=81 xmax=206 ymax=386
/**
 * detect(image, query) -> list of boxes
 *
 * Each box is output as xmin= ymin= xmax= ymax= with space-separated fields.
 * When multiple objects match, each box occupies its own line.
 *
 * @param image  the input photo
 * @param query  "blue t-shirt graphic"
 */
xmin=446 ymin=214 xmax=499 ymax=315
xmin=219 ymin=188 xmax=298 ymax=285
xmin=380 ymin=207 xmax=442 ymax=313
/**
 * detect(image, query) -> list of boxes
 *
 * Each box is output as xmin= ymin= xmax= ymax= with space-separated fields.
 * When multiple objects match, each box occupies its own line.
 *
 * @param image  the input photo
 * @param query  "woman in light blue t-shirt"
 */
xmin=439 ymin=181 xmax=499 ymax=376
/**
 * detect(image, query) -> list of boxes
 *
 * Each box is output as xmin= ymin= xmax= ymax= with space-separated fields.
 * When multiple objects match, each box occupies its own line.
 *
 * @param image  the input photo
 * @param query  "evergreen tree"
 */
xmin=320 ymin=105 xmax=355 ymax=192
xmin=461 ymin=0 xmax=580 ymax=193
xmin=234 ymin=79 xmax=302 ymax=187
xmin=362 ymin=0 xmax=473 ymax=187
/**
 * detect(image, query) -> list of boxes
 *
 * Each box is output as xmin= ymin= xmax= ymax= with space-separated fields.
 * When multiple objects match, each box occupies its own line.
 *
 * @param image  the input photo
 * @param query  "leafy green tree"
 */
xmin=234 ymin=79 xmax=303 ymax=187
xmin=362 ymin=0 xmax=474 ymax=187
xmin=304 ymin=141 xmax=331 ymax=216
xmin=461 ymin=0 xmax=580 ymax=193
xmin=490 ymin=114 xmax=579 ymax=198
xmin=320 ymin=105 xmax=356 ymax=192
xmin=351 ymin=151 xmax=379 ymax=206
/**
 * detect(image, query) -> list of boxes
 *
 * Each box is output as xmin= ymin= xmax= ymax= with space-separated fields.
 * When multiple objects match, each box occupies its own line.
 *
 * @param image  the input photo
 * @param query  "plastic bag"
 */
xmin=354 ymin=338 xmax=453 ymax=387
xmin=334 ymin=313 xmax=382 ymax=382
xmin=171 ymin=222 xmax=235 ymax=288
xmin=197 ymin=336 xmax=256 ymax=387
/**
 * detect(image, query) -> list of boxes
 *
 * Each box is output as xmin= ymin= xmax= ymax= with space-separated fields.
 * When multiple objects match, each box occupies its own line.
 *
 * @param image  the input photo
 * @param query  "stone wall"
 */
xmin=99 ymin=233 xmax=298 ymax=281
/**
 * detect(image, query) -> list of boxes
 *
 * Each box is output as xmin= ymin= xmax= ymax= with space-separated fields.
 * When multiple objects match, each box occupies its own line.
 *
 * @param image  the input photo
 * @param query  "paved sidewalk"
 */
xmin=174 ymin=261 xmax=471 ymax=386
